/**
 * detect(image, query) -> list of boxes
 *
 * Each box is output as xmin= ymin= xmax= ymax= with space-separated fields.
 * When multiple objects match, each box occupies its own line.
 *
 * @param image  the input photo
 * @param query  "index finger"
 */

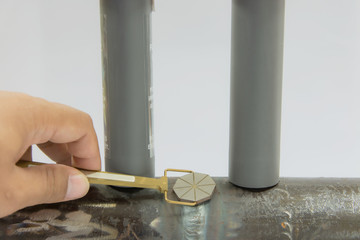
xmin=0 ymin=92 xmax=101 ymax=170
xmin=34 ymin=100 xmax=101 ymax=170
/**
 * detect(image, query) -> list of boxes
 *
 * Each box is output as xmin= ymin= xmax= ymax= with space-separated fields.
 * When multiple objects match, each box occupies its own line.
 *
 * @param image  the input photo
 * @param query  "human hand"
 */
xmin=0 ymin=91 xmax=101 ymax=218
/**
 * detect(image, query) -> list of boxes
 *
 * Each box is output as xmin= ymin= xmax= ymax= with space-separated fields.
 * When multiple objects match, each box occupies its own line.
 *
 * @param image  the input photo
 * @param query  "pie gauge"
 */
xmin=17 ymin=160 xmax=216 ymax=206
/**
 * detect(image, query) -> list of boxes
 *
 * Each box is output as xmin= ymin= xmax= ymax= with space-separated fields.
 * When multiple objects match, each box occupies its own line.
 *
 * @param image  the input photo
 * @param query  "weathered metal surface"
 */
xmin=1 ymin=178 xmax=360 ymax=239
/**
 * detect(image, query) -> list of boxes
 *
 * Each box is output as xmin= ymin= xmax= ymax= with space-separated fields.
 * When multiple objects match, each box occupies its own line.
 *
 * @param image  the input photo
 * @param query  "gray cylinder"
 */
xmin=229 ymin=0 xmax=285 ymax=188
xmin=100 ymin=0 xmax=154 ymax=177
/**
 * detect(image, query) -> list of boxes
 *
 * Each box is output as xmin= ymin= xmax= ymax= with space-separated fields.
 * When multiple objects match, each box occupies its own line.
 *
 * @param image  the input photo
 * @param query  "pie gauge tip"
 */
xmin=172 ymin=172 xmax=216 ymax=204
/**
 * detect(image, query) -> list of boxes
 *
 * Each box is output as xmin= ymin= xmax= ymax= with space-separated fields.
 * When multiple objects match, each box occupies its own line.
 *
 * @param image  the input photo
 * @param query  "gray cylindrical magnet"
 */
xmin=229 ymin=0 xmax=285 ymax=188
xmin=100 ymin=0 xmax=154 ymax=177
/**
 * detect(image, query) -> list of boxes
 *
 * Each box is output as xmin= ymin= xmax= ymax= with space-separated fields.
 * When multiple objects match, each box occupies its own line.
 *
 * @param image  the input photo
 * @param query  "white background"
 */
xmin=1 ymin=0 xmax=359 ymax=177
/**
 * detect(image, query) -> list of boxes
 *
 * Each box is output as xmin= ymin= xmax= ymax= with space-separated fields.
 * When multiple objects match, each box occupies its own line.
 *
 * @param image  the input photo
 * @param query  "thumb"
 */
xmin=10 ymin=164 xmax=89 ymax=213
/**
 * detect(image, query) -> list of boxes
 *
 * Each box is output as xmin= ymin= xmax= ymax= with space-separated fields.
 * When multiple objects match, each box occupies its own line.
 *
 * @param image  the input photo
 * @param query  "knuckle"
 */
xmin=42 ymin=166 xmax=58 ymax=202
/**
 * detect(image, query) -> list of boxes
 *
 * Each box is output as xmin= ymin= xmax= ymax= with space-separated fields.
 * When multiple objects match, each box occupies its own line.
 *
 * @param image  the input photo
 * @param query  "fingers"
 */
xmin=0 ymin=92 xmax=101 ymax=171
xmin=0 ymin=91 xmax=101 ymax=217
xmin=0 ymin=164 xmax=89 ymax=218
xmin=35 ymin=101 xmax=101 ymax=170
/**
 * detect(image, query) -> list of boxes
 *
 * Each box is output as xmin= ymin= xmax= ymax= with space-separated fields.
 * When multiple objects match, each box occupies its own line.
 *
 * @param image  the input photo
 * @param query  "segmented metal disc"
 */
xmin=173 ymin=172 xmax=216 ymax=204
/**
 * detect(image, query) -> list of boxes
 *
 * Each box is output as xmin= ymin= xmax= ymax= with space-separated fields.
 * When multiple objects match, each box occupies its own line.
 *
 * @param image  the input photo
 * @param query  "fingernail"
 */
xmin=65 ymin=174 xmax=89 ymax=201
